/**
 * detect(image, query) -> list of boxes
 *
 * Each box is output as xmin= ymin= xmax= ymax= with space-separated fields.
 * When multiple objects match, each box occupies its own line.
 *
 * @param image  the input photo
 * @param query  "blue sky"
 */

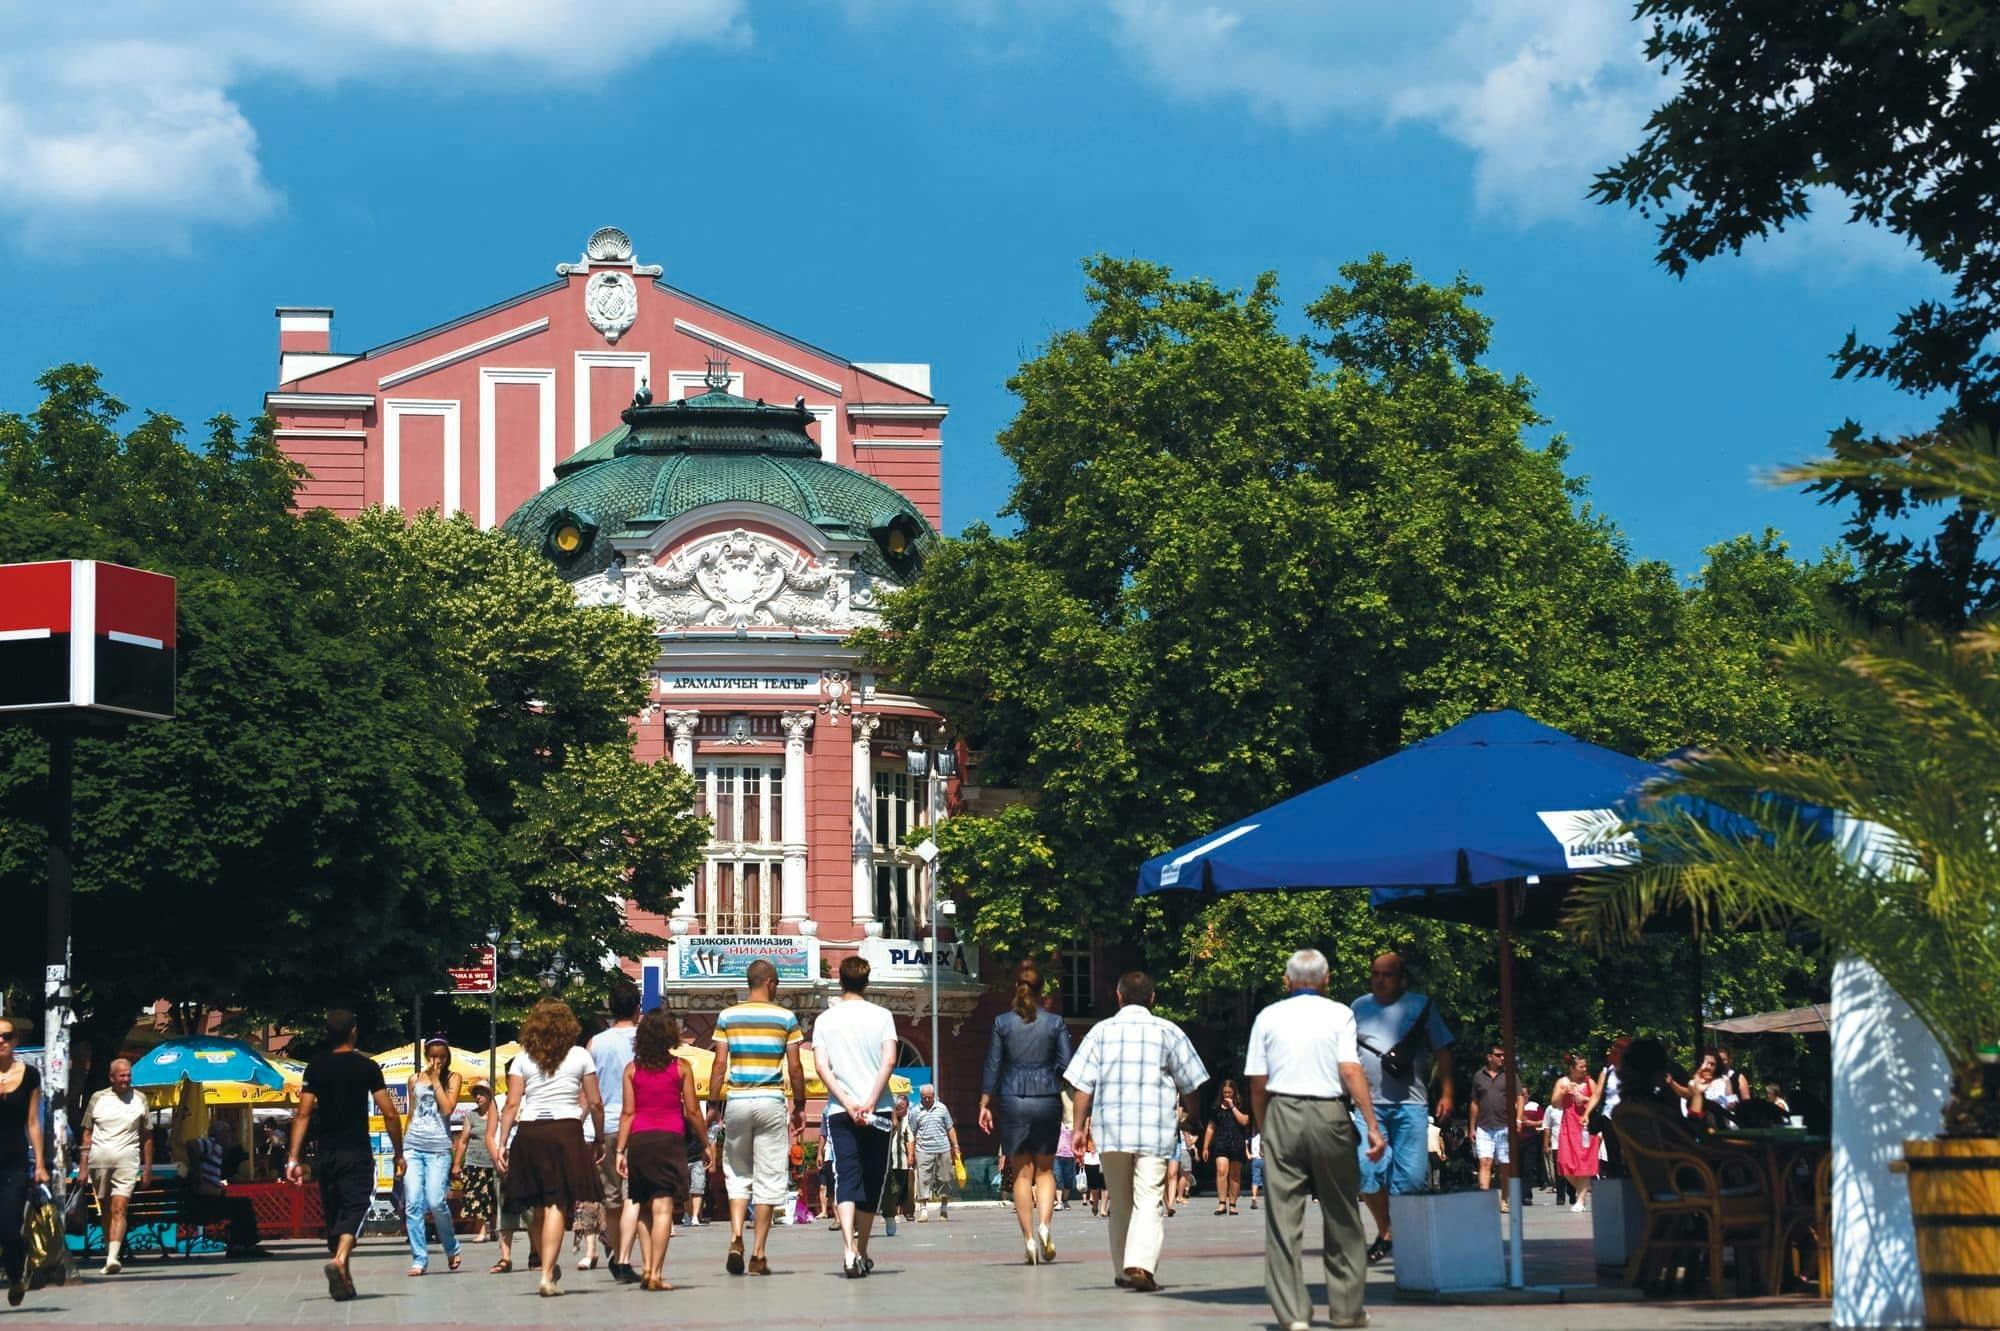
xmin=0 ymin=1 xmax=1939 ymax=574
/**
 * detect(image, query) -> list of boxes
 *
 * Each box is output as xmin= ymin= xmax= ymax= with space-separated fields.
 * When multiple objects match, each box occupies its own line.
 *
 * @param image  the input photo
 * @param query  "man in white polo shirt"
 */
xmin=1247 ymin=949 xmax=1384 ymax=1331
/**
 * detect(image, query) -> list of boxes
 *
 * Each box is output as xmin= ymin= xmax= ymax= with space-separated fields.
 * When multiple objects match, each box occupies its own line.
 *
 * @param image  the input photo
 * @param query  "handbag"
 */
xmin=1359 ymin=999 xmax=1433 ymax=1082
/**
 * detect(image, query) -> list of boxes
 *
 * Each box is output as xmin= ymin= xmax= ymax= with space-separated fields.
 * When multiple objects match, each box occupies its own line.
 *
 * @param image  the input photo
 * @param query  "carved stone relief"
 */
xmin=574 ymin=529 xmax=887 ymax=634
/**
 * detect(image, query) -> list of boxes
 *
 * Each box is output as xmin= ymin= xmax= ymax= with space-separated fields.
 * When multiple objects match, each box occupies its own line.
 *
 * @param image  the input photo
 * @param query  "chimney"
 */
xmin=276 ymin=306 xmax=333 ymax=354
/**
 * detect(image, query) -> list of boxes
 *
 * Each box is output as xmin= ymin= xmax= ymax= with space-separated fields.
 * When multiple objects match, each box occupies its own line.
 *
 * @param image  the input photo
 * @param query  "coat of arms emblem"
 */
xmin=585 ymin=270 xmax=637 ymax=343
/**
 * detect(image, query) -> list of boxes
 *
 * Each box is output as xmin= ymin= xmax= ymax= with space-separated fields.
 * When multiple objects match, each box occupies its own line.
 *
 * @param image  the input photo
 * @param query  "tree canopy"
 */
xmin=0 ymin=366 xmax=704 ymax=1048
xmin=863 ymin=255 xmax=1840 ymax=1073
xmin=1593 ymin=0 xmax=2000 ymax=624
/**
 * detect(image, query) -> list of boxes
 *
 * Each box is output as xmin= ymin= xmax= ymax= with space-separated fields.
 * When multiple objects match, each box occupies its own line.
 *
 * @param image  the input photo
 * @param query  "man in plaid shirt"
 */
xmin=1066 ymin=971 xmax=1208 ymax=1292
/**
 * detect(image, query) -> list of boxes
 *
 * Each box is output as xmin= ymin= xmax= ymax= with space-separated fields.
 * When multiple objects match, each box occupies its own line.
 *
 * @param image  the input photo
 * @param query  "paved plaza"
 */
xmin=9 ymin=1201 xmax=1829 ymax=1329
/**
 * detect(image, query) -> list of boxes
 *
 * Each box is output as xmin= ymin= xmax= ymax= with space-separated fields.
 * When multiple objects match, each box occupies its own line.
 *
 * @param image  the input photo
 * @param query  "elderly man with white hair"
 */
xmin=1247 ymin=949 xmax=1384 ymax=1331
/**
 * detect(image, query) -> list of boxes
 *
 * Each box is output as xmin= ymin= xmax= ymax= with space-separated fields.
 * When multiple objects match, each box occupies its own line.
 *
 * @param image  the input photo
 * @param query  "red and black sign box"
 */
xmin=0 ymin=560 xmax=175 ymax=721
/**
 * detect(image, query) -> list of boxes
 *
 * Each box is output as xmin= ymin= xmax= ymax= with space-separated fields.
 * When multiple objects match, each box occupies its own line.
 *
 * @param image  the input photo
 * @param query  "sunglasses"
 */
xmin=0 ymin=1031 xmax=13 ymax=1043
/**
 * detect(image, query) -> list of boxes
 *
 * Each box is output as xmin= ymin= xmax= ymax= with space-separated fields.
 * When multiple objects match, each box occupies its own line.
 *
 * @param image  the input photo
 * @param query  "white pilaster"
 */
xmin=780 ymin=712 xmax=814 ymax=925
xmin=664 ymin=711 xmax=700 ymax=919
xmin=851 ymin=715 xmax=880 ymax=927
xmin=664 ymin=711 xmax=699 ymax=773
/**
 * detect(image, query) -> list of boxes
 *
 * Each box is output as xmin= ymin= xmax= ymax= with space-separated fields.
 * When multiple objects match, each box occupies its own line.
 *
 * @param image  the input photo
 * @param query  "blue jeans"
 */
xmin=403 ymin=1149 xmax=461 ymax=1267
xmin=1355 ymin=1102 xmax=1429 ymax=1196
xmin=1054 ymin=1155 xmax=1077 ymax=1197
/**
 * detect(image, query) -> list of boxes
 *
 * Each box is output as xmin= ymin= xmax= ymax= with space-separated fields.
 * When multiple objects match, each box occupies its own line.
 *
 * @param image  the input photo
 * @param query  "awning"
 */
xmin=1704 ymin=1004 xmax=1829 ymax=1036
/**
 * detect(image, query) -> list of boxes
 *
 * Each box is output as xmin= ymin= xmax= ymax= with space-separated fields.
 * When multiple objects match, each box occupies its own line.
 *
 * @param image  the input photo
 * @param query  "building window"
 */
xmin=871 ymin=765 xmax=933 ymax=937
xmin=1059 ymin=939 xmax=1093 ymax=1018
xmin=693 ymin=763 xmax=784 ymax=933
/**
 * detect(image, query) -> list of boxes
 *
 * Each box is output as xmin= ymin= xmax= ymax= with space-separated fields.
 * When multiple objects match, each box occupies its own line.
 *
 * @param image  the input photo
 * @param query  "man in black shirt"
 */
xmin=287 ymin=1010 xmax=404 ymax=1302
xmin=1467 ymin=1044 xmax=1522 ymax=1210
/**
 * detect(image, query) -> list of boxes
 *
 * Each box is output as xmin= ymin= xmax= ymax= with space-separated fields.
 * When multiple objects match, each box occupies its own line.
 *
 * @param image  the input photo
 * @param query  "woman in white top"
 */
xmin=491 ymin=1000 xmax=605 ymax=1297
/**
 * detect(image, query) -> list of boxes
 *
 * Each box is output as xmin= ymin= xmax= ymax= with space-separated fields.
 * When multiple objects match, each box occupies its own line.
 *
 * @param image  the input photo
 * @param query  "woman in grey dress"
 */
xmin=978 ymin=960 xmax=1073 ymax=1265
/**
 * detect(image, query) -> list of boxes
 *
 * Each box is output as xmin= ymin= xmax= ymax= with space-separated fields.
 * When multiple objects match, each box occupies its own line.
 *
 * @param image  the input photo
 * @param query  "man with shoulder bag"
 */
xmin=1349 ymin=953 xmax=1454 ymax=1264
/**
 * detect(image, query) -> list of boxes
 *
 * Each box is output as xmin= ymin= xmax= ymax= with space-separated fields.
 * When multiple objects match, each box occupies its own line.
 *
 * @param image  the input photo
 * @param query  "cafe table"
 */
xmin=1708 ymin=1126 xmax=1830 ymax=1294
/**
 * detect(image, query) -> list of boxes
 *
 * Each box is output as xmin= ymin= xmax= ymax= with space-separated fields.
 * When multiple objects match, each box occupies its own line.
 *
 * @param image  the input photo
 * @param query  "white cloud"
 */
xmin=1102 ymin=0 xmax=1656 ymax=224
xmin=0 ymin=1 xmax=746 ymax=248
xmin=1093 ymin=0 xmax=1917 ymax=275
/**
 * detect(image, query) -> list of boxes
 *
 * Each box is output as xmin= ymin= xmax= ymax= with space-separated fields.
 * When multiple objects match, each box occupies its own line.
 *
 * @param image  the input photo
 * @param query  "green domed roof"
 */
xmin=501 ymin=386 xmax=936 ymax=583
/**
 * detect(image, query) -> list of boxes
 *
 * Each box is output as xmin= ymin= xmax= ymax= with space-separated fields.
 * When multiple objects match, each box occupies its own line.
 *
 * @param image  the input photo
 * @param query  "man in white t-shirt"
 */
xmin=1247 ymin=949 xmax=1384 ymax=1331
xmin=589 ymin=981 xmax=642 ymax=1284
xmin=811 ymin=955 xmax=899 ymax=1279
xmin=77 ymin=1058 xmax=153 ymax=1274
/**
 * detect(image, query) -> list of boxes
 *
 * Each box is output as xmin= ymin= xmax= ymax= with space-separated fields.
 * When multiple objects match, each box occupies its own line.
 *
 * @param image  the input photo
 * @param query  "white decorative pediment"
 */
xmin=575 ymin=528 xmax=888 ymax=634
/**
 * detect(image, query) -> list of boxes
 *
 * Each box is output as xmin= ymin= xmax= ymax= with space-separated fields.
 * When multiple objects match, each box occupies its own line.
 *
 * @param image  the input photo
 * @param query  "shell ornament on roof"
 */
xmin=556 ymin=225 xmax=664 ymax=278
xmin=586 ymin=271 xmax=638 ymax=343
xmin=587 ymin=226 xmax=633 ymax=262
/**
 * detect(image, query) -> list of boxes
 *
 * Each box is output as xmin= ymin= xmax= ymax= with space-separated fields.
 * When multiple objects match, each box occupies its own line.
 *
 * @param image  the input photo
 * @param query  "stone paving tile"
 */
xmin=6 ymin=1201 xmax=1830 ymax=1329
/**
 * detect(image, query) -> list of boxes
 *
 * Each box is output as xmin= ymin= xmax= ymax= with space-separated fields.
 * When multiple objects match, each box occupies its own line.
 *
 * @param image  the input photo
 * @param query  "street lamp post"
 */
xmin=906 ymin=729 xmax=957 ymax=1097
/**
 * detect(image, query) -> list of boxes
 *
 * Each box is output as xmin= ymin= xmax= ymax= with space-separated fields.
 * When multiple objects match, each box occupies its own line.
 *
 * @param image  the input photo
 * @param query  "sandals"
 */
xmin=1213 ymin=1205 xmax=1227 ymax=1215
xmin=488 ymin=1259 xmax=512 ymax=1274
xmin=1366 ymin=1236 xmax=1393 ymax=1265
xmin=448 ymin=1252 xmax=463 ymax=1272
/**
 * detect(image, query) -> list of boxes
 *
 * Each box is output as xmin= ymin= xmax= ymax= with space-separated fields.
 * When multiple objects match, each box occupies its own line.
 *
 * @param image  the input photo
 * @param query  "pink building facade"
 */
xmin=269 ymin=227 xmax=989 ymax=1096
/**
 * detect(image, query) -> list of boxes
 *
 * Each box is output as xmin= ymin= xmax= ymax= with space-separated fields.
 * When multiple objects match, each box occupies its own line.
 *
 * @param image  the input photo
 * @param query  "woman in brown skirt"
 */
xmin=492 ymin=999 xmax=604 ymax=1297
xmin=616 ymin=1010 xmax=704 ymax=1290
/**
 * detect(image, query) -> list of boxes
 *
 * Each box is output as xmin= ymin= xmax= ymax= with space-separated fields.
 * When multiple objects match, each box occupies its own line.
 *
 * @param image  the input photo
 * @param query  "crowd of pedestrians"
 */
xmin=0 ymin=944 xmax=1808 ymax=1328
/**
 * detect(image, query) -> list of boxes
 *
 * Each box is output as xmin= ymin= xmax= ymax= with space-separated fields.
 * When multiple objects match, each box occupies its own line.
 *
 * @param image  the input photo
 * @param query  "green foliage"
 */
xmin=1570 ymin=431 xmax=2000 ymax=1136
xmin=1593 ymin=0 xmax=2000 ymax=623
xmin=0 ymin=366 xmax=702 ymax=1041
xmin=865 ymin=255 xmax=1839 ymax=1067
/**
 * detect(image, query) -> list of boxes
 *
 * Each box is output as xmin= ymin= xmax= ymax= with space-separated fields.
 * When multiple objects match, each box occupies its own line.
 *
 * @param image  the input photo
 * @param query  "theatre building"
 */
xmin=267 ymin=227 xmax=998 ymax=1108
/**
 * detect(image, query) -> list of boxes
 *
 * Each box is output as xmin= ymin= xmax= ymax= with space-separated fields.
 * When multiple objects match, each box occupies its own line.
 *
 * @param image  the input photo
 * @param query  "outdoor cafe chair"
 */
xmin=1613 ymin=1101 xmax=1776 ymax=1297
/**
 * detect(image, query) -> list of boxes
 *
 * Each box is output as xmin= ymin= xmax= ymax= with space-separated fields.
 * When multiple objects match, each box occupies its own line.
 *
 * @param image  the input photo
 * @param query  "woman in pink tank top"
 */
xmin=616 ymin=1011 xmax=704 ymax=1290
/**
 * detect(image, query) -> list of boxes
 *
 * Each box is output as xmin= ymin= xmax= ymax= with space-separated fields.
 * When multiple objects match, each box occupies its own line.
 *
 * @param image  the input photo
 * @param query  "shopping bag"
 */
xmin=61 ymin=1183 xmax=91 ymax=1238
xmin=952 ymin=1155 xmax=967 ymax=1188
xmin=23 ymin=1186 xmax=71 ymax=1288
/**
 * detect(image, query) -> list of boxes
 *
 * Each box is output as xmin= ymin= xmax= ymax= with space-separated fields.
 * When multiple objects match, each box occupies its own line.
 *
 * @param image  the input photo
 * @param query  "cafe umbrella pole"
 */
xmin=1498 ymin=876 xmax=1524 ymax=1289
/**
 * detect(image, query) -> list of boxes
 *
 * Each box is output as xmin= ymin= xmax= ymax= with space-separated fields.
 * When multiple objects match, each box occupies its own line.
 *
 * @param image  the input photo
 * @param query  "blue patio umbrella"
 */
xmin=128 ymin=1036 xmax=286 ymax=1091
xmin=1138 ymin=709 xmax=1668 ymax=902
xmin=1138 ymin=709 xmax=1672 ymax=1289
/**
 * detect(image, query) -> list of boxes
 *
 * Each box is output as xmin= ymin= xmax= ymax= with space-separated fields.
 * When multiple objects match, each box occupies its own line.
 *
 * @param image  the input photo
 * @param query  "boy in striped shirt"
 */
xmin=710 ymin=959 xmax=806 ymax=1276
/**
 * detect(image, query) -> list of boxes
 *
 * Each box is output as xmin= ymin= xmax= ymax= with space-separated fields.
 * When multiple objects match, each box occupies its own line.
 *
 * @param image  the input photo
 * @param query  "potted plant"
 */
xmin=1568 ymin=431 xmax=2000 ymax=1325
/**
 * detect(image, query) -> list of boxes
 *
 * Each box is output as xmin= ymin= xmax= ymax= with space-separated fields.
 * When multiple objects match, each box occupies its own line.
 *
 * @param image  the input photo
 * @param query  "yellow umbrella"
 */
xmin=168 ymin=1077 xmax=210 ymax=1160
xmin=370 ymin=1044 xmax=489 ymax=1083
xmin=798 ymin=1048 xmax=914 ymax=1100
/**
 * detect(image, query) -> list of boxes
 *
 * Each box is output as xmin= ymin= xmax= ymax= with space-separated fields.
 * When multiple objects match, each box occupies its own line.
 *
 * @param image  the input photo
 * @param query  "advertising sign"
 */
xmin=862 ymin=936 xmax=978 ymax=979
xmin=0 ymin=560 xmax=176 ymax=720
xmin=668 ymin=934 xmax=818 ymax=984
xmin=443 ymin=945 xmax=497 ymax=995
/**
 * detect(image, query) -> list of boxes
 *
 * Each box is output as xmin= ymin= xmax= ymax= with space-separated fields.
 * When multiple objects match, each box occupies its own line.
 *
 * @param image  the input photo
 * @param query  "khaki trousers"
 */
xmin=1262 ymin=1095 xmax=1365 ymax=1329
xmin=1100 ymin=1151 xmax=1167 ymax=1279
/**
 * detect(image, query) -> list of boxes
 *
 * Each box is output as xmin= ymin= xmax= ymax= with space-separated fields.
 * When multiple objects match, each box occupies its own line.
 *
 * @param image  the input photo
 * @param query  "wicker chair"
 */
xmin=1612 ymin=1100 xmax=1776 ymax=1296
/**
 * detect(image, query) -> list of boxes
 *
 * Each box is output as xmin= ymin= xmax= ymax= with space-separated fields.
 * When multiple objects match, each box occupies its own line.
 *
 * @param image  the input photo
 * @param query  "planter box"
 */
xmin=1591 ymin=1177 xmax=1647 ymax=1269
xmin=1389 ymin=1190 xmax=1505 ymax=1294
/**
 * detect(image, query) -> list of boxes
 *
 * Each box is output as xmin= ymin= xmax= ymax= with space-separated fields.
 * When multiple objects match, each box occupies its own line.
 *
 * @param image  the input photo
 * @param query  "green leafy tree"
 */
xmin=1593 ymin=0 xmax=2000 ymax=624
xmin=868 ymin=256 xmax=1840 ymax=1058
xmin=0 ymin=366 xmax=702 ymax=1057
xmin=1571 ymin=429 xmax=2000 ymax=1136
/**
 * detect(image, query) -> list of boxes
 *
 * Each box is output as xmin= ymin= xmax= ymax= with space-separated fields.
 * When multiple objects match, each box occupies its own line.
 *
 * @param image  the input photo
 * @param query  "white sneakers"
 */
xmin=917 ymin=1205 xmax=929 ymax=1222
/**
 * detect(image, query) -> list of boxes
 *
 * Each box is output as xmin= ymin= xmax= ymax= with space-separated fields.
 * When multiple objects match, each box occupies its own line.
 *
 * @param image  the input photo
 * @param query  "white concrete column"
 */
xmin=663 ymin=711 xmax=699 ymax=773
xmin=851 ymin=714 xmax=880 ymax=926
xmin=780 ymin=712 xmax=814 ymax=925
xmin=664 ymin=711 xmax=700 ymax=920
